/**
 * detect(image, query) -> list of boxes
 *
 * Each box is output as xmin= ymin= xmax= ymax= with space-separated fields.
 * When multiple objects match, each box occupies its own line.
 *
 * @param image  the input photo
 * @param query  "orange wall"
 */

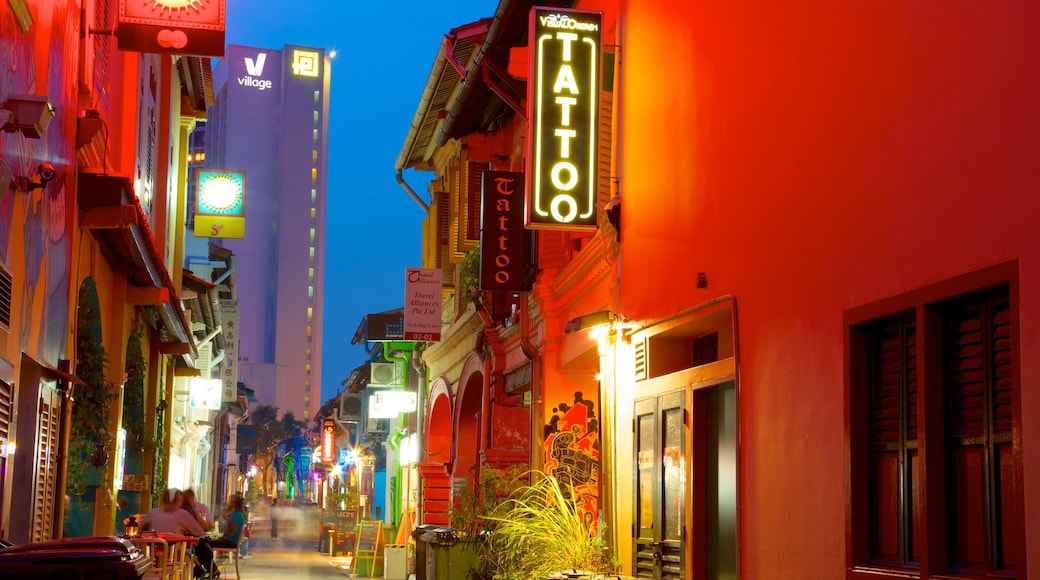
xmin=618 ymin=1 xmax=1039 ymax=577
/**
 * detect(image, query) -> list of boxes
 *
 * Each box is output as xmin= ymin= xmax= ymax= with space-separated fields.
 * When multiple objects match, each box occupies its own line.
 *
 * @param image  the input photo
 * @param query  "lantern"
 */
xmin=124 ymin=515 xmax=140 ymax=538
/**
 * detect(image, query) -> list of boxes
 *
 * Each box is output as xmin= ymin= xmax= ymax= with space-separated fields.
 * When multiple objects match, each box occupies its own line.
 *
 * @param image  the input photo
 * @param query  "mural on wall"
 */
xmin=543 ymin=391 xmax=600 ymax=528
xmin=1 ymin=1 xmax=76 ymax=365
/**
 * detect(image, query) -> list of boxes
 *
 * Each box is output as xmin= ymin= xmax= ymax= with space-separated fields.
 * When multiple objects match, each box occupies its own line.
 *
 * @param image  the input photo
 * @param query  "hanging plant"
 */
xmin=66 ymin=280 xmax=117 ymax=501
xmin=459 ymin=244 xmax=482 ymax=304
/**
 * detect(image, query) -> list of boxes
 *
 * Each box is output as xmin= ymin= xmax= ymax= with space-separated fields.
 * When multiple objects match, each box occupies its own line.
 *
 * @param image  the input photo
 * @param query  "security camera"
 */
xmin=38 ymin=162 xmax=56 ymax=183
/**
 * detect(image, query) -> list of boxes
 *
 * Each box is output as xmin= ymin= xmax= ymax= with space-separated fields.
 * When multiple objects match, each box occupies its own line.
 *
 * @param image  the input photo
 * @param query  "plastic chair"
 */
xmin=208 ymin=537 xmax=242 ymax=580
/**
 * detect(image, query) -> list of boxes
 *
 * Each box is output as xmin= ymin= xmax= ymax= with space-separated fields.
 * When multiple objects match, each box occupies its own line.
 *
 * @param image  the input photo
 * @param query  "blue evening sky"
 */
xmin=223 ymin=0 xmax=498 ymax=407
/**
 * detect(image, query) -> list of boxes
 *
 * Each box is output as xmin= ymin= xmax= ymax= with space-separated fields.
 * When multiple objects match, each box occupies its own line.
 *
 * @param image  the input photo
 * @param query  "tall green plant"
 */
xmin=67 ymin=282 xmax=117 ymax=501
xmin=481 ymin=472 xmax=615 ymax=580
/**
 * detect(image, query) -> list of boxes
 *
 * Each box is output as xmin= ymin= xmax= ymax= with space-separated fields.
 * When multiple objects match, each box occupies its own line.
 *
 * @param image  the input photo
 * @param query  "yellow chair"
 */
xmin=130 ymin=537 xmax=172 ymax=580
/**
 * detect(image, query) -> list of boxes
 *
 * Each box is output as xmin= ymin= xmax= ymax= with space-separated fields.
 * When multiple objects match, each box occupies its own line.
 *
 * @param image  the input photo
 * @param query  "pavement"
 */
xmin=221 ymin=537 xmax=387 ymax=580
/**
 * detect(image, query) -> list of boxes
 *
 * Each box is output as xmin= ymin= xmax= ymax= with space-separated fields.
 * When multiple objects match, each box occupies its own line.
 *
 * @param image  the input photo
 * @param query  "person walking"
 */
xmin=270 ymin=498 xmax=280 ymax=542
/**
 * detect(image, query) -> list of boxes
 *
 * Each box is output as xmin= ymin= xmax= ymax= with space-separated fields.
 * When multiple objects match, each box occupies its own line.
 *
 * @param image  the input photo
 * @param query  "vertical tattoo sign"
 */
xmin=527 ymin=8 xmax=602 ymax=230
xmin=480 ymin=171 xmax=528 ymax=291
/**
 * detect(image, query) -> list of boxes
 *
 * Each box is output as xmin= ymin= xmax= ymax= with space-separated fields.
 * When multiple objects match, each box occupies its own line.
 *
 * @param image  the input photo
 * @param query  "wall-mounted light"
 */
xmin=565 ymin=310 xmax=622 ymax=334
xmin=1 ymin=94 xmax=55 ymax=139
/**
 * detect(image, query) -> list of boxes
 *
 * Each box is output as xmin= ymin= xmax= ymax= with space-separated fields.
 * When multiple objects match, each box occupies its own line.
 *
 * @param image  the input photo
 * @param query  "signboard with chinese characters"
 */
xmin=195 ymin=170 xmax=245 ymax=238
xmin=117 ymin=0 xmax=226 ymax=57
xmin=527 ymin=8 xmax=602 ymax=230
xmin=404 ymin=268 xmax=442 ymax=341
xmin=219 ymin=299 xmax=239 ymax=402
xmin=481 ymin=171 xmax=530 ymax=291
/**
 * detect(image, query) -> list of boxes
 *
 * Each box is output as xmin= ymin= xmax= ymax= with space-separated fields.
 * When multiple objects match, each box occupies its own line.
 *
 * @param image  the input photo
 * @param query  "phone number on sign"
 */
xmin=404 ymin=332 xmax=439 ymax=341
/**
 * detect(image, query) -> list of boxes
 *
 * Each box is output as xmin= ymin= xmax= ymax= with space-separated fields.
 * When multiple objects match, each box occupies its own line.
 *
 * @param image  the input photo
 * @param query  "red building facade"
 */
xmin=402 ymin=1 xmax=1038 ymax=578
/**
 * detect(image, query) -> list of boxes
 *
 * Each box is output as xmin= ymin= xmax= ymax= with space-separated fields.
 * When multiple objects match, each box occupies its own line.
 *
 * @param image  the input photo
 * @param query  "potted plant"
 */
xmin=479 ymin=471 xmax=616 ymax=580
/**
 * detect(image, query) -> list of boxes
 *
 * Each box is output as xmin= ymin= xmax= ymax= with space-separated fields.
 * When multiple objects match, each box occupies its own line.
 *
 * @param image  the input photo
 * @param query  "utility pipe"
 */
xmin=395 ymin=168 xmax=430 ymax=214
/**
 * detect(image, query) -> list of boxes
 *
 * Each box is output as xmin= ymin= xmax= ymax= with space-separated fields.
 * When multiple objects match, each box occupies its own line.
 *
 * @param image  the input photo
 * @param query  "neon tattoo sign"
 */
xmin=527 ymin=8 xmax=601 ymax=230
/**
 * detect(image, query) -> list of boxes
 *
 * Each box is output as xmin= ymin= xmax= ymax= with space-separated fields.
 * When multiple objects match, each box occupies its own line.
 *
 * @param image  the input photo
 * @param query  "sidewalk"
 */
xmin=222 ymin=538 xmax=382 ymax=580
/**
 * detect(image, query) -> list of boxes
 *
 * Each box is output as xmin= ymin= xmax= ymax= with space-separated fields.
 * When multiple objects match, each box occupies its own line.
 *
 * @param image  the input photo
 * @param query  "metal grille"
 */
xmin=0 ymin=264 xmax=11 ymax=330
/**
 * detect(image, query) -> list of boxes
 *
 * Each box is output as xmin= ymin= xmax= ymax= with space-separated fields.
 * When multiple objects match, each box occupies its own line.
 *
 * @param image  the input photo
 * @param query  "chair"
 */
xmin=208 ymin=536 xmax=242 ymax=580
xmin=157 ymin=535 xmax=192 ymax=580
xmin=131 ymin=537 xmax=172 ymax=580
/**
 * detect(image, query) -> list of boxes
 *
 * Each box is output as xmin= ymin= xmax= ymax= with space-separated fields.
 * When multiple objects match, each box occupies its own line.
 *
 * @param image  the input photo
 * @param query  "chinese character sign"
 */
xmin=219 ymin=299 xmax=240 ymax=402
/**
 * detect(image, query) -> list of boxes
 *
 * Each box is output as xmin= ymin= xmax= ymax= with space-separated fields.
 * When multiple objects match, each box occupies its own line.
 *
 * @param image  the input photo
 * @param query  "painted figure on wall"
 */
xmin=1 ymin=1 xmax=76 ymax=365
xmin=544 ymin=391 xmax=600 ymax=528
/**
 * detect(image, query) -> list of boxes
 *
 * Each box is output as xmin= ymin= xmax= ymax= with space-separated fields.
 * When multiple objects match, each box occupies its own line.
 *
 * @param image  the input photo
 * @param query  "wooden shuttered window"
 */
xmin=32 ymin=386 xmax=61 ymax=542
xmin=0 ymin=379 xmax=12 ymax=526
xmin=424 ymin=191 xmax=454 ymax=289
xmin=450 ymin=159 xmax=486 ymax=262
xmin=866 ymin=313 xmax=920 ymax=567
xmin=853 ymin=282 xmax=1019 ymax=578
xmin=942 ymin=289 xmax=1017 ymax=575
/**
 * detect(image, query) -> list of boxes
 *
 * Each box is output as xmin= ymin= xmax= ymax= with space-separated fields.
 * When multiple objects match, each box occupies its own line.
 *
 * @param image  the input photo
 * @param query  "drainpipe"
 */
xmin=395 ymin=169 xmax=430 ymax=214
xmin=212 ymin=255 xmax=236 ymax=286
xmin=435 ymin=0 xmax=515 ymax=147
xmin=443 ymin=33 xmax=468 ymax=79
xmin=383 ymin=342 xmax=415 ymax=527
xmin=481 ymin=57 xmax=526 ymax=120
xmin=471 ymin=297 xmax=505 ymax=461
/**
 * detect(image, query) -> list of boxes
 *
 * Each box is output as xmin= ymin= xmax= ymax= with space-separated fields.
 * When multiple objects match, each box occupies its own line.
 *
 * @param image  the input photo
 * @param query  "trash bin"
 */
xmin=419 ymin=528 xmax=483 ymax=580
xmin=0 ymin=536 xmax=152 ymax=580
xmin=411 ymin=525 xmax=438 ymax=580
xmin=384 ymin=544 xmax=408 ymax=580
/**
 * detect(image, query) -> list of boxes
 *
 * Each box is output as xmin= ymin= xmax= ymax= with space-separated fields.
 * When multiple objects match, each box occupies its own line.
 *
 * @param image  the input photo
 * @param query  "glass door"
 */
xmin=634 ymin=391 xmax=685 ymax=580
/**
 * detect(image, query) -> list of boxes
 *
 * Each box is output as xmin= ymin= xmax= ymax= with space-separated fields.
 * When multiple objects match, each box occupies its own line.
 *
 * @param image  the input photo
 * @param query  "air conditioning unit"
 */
xmin=369 ymin=362 xmax=401 ymax=387
xmin=339 ymin=392 xmax=362 ymax=421
xmin=366 ymin=418 xmax=389 ymax=434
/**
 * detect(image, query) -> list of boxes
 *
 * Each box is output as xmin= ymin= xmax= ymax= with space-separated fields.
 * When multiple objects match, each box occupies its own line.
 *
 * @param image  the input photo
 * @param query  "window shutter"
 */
xmin=466 ymin=161 xmax=487 ymax=242
xmin=32 ymin=387 xmax=61 ymax=542
xmin=943 ymin=288 xmax=1015 ymax=574
xmin=867 ymin=313 xmax=918 ymax=565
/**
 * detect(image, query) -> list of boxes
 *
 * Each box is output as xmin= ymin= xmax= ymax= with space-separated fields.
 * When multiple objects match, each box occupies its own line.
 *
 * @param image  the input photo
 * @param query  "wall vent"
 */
xmin=633 ymin=340 xmax=647 ymax=381
xmin=0 ymin=265 xmax=11 ymax=331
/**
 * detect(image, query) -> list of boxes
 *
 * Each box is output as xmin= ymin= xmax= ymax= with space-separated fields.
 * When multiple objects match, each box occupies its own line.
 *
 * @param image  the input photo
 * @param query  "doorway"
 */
xmin=694 ymin=382 xmax=737 ymax=580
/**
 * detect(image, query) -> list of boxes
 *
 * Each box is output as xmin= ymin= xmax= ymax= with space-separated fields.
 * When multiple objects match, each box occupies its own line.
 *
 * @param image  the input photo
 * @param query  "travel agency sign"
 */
xmin=527 ymin=8 xmax=602 ymax=230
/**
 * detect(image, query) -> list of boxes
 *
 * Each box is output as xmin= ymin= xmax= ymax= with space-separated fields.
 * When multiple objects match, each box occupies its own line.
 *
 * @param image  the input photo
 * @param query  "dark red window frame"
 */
xmin=845 ymin=261 xmax=1025 ymax=580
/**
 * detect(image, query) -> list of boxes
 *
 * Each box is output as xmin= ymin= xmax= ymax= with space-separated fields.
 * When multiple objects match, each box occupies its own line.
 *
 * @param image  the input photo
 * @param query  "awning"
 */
xmin=78 ymin=172 xmax=195 ymax=359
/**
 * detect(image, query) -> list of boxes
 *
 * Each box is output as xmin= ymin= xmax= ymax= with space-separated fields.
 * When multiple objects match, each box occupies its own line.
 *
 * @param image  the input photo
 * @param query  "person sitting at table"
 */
xmin=140 ymin=488 xmax=206 ymax=536
xmin=194 ymin=494 xmax=247 ymax=579
xmin=182 ymin=489 xmax=214 ymax=533
xmin=141 ymin=489 xmax=208 ymax=579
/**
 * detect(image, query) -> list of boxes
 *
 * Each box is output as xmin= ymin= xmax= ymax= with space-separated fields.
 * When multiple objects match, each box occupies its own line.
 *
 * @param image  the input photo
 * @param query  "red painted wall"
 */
xmin=618 ymin=1 xmax=1039 ymax=577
